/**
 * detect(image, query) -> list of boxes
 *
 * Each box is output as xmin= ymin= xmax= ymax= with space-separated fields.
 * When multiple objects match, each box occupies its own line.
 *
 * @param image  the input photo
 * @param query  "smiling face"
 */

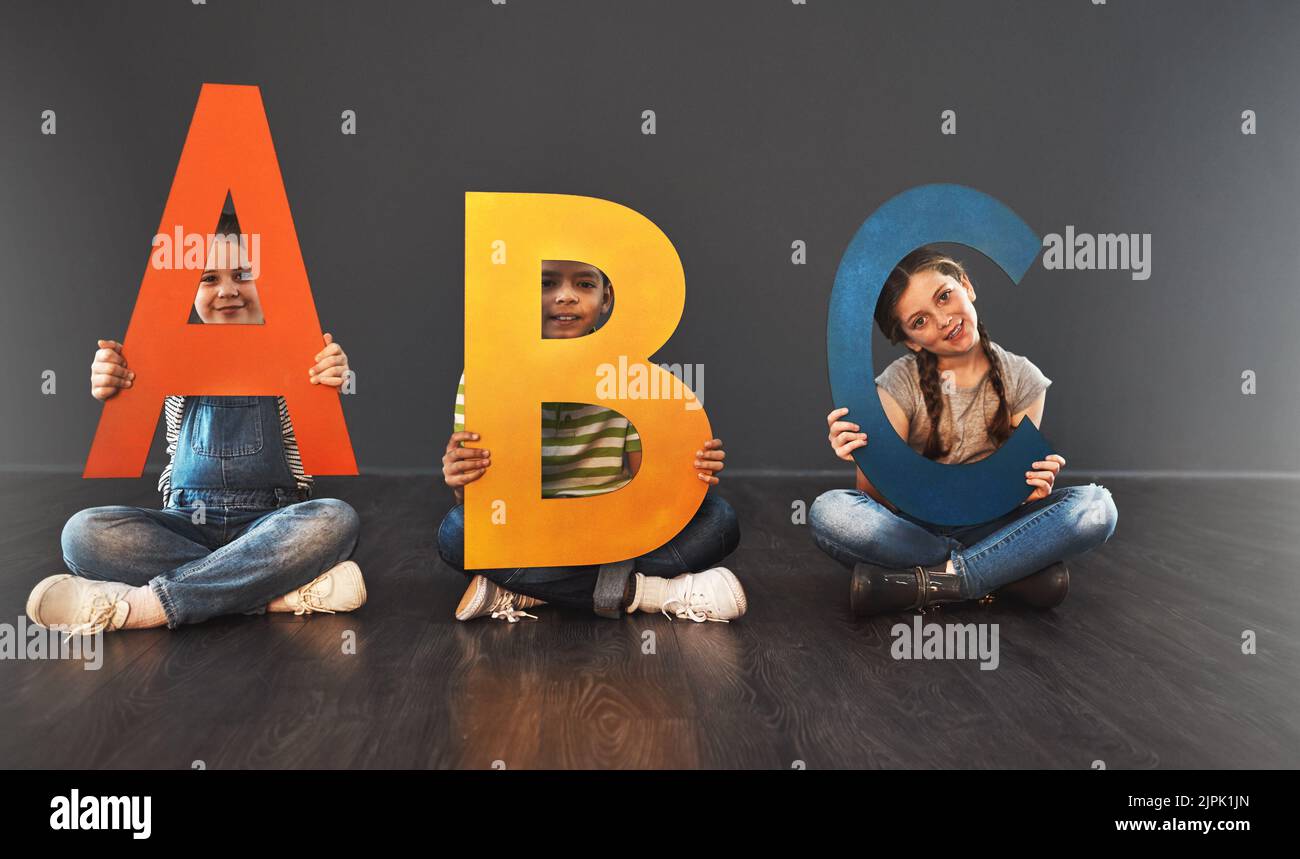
xmin=193 ymin=235 xmax=264 ymax=324
xmin=541 ymin=260 xmax=611 ymax=338
xmin=894 ymin=267 xmax=979 ymax=356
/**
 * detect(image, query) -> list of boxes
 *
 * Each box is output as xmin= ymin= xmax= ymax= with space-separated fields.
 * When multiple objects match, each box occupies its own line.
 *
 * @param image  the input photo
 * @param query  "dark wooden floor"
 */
xmin=1 ymin=472 xmax=1297 ymax=769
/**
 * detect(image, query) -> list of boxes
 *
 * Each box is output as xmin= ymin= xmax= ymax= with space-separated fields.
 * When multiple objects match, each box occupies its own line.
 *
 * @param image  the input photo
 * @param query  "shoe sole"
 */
xmin=26 ymin=574 xmax=75 ymax=629
xmin=712 ymin=567 xmax=748 ymax=618
xmin=455 ymin=575 xmax=489 ymax=621
xmin=338 ymin=556 xmax=369 ymax=610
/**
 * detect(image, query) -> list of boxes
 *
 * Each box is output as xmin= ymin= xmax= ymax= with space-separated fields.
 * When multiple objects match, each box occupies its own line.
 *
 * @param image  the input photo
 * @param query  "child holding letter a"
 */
xmin=26 ymin=212 xmax=366 ymax=635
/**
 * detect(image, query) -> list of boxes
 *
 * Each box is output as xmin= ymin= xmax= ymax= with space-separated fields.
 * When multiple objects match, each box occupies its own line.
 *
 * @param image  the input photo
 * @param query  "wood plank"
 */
xmin=1 ymin=473 xmax=1297 ymax=768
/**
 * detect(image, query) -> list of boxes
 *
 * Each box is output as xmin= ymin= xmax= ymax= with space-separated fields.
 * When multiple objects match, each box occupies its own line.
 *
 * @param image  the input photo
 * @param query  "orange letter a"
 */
xmin=83 ymin=84 xmax=356 ymax=477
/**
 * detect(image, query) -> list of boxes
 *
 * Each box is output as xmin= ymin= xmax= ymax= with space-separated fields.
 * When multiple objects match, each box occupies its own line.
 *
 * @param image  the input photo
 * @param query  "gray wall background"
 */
xmin=2 ymin=0 xmax=1298 ymax=477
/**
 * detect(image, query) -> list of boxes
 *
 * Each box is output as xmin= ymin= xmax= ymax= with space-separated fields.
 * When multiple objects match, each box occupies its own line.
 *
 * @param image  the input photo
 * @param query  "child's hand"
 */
xmin=1025 ymin=453 xmax=1066 ymax=502
xmin=827 ymin=407 xmax=867 ymax=461
xmin=443 ymin=430 xmax=490 ymax=502
xmin=309 ymin=333 xmax=350 ymax=387
xmin=90 ymin=339 xmax=133 ymax=401
xmin=695 ymin=438 xmax=726 ymax=485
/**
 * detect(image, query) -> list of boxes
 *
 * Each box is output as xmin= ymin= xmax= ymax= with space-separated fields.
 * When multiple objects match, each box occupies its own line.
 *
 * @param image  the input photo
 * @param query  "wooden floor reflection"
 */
xmin=2 ymin=473 xmax=1296 ymax=769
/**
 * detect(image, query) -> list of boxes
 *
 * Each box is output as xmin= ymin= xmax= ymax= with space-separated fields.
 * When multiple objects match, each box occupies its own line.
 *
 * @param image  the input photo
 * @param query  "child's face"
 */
xmin=541 ymin=260 xmax=610 ymax=338
xmin=194 ymin=235 xmax=264 ymax=324
xmin=896 ymin=268 xmax=979 ymax=356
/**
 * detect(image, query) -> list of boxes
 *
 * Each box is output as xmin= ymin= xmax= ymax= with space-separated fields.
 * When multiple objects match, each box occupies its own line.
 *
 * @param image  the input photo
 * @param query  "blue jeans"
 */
xmin=60 ymin=489 xmax=360 ymax=628
xmin=437 ymin=494 xmax=741 ymax=617
xmin=808 ymin=484 xmax=1118 ymax=599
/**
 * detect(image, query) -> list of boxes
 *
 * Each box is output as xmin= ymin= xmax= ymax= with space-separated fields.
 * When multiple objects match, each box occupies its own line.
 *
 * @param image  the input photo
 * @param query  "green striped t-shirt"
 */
xmin=453 ymin=372 xmax=641 ymax=498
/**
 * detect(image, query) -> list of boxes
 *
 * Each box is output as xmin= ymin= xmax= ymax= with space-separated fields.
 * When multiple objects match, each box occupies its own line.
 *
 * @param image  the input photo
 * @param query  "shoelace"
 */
xmin=660 ymin=574 xmax=728 ymax=624
xmin=488 ymin=591 xmax=538 ymax=623
xmin=294 ymin=576 xmax=337 ymax=616
xmin=62 ymin=593 xmax=123 ymax=639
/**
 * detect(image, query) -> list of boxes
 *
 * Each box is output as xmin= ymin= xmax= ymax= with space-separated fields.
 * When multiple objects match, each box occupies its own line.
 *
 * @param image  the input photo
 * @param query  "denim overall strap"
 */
xmin=169 ymin=396 xmax=300 ymax=508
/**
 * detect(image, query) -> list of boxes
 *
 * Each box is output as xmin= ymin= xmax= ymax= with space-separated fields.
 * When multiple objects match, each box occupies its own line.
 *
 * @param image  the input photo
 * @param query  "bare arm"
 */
xmin=1012 ymin=391 xmax=1046 ymax=430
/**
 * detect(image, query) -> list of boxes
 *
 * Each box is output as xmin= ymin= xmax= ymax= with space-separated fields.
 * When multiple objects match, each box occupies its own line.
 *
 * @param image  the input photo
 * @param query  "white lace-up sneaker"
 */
xmin=455 ymin=574 xmax=545 ymax=622
xmin=283 ymin=561 xmax=367 ymax=615
xmin=660 ymin=567 xmax=747 ymax=623
xmin=26 ymin=574 xmax=133 ymax=636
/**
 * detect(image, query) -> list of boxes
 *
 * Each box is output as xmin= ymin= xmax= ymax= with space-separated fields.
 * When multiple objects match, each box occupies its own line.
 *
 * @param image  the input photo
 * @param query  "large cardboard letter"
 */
xmin=827 ymin=184 xmax=1055 ymax=526
xmin=83 ymin=84 xmax=356 ymax=477
xmin=464 ymin=192 xmax=711 ymax=568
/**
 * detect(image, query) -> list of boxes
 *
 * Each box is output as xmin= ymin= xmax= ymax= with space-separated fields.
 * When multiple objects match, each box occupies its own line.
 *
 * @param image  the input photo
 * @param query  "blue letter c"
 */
xmin=827 ymin=183 xmax=1056 ymax=526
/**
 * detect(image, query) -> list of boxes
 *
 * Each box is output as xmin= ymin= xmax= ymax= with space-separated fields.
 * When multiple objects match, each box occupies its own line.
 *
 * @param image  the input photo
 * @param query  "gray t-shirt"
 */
xmin=874 ymin=340 xmax=1051 ymax=465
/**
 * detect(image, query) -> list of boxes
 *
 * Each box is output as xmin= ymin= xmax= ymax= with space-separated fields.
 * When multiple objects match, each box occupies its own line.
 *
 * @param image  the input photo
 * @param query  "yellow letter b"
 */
xmin=464 ymin=192 xmax=711 ymax=568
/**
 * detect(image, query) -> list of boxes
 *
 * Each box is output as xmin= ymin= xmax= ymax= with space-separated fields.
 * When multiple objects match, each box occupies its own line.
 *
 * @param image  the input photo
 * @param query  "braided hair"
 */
xmin=873 ymin=246 xmax=1012 ymax=461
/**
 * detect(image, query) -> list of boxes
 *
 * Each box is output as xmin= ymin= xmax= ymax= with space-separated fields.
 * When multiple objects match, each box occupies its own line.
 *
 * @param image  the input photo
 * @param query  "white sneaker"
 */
xmin=26 ymin=574 xmax=132 ymax=636
xmin=660 ymin=567 xmax=747 ymax=623
xmin=455 ymin=575 xmax=544 ymax=622
xmin=283 ymin=561 xmax=367 ymax=615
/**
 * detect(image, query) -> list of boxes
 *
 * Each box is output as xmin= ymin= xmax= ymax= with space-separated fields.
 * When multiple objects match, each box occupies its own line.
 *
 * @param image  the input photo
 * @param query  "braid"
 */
xmin=914 ymin=348 xmax=950 ymax=460
xmin=877 ymin=246 xmax=1021 ymax=461
xmin=977 ymin=320 xmax=1012 ymax=447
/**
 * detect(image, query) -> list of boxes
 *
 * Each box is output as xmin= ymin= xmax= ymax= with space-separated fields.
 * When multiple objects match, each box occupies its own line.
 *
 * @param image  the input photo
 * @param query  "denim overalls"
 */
xmin=166 ymin=395 xmax=307 ymax=516
xmin=61 ymin=395 xmax=359 ymax=627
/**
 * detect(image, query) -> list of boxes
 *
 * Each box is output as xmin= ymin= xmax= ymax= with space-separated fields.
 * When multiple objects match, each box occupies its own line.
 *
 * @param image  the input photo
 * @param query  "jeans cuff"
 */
xmin=149 ymin=578 xmax=181 ymax=629
xmin=950 ymin=551 xmax=976 ymax=600
xmin=592 ymin=561 xmax=635 ymax=619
